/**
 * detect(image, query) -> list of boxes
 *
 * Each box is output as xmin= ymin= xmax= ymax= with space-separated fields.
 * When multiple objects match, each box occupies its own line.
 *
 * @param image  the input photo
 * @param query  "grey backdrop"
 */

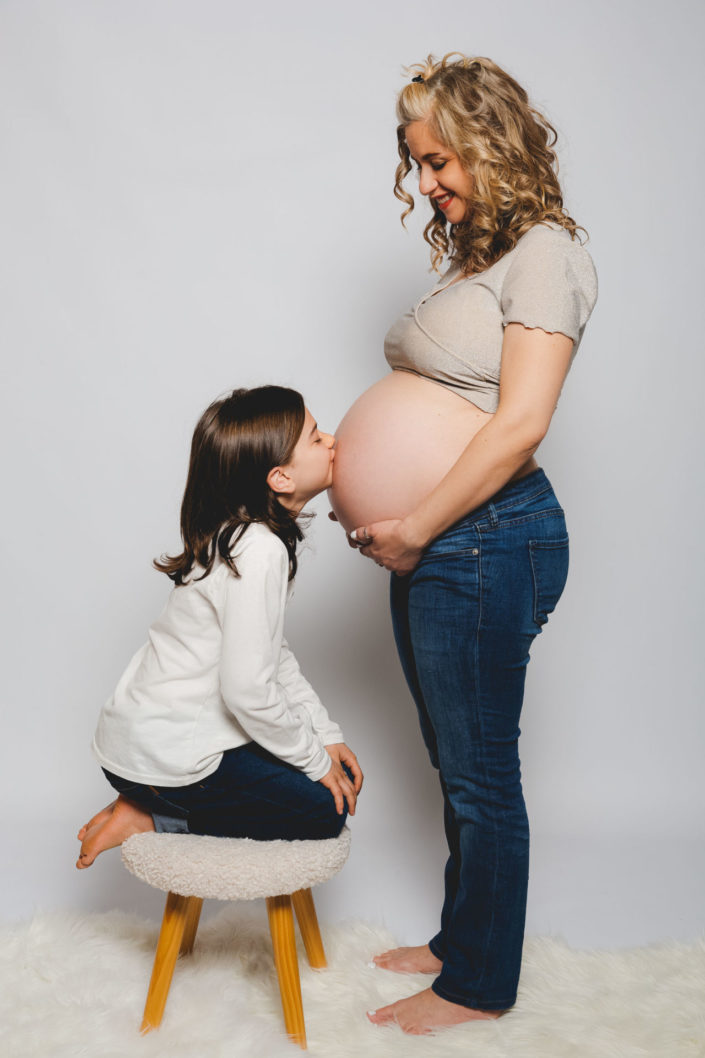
xmin=2 ymin=0 xmax=703 ymax=948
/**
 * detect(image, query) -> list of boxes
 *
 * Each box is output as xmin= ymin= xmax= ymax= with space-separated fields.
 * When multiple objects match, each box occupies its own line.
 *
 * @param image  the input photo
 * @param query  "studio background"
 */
xmin=2 ymin=0 xmax=703 ymax=949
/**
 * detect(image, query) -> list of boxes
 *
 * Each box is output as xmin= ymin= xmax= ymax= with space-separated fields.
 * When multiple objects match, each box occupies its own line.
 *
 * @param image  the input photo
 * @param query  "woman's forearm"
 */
xmin=403 ymin=414 xmax=543 ymax=548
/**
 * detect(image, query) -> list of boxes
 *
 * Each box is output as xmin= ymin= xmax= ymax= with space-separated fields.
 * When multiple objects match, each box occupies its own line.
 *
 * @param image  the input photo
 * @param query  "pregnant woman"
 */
xmin=329 ymin=55 xmax=598 ymax=1034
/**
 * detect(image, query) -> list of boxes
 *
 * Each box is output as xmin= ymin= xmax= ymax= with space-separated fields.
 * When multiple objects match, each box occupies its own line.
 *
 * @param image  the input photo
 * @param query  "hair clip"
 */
xmin=411 ymin=75 xmax=425 ymax=83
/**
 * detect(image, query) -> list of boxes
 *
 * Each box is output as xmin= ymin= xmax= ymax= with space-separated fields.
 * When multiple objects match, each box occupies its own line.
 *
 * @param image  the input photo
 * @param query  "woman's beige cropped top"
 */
xmin=384 ymin=222 xmax=598 ymax=413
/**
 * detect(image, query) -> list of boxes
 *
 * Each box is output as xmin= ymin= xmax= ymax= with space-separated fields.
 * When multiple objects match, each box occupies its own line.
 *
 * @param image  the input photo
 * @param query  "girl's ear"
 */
xmin=267 ymin=466 xmax=295 ymax=496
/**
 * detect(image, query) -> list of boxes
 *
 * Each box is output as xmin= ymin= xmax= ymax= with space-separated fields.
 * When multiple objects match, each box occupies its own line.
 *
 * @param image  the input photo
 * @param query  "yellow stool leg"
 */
xmin=179 ymin=896 xmax=203 ymax=956
xmin=266 ymin=894 xmax=307 ymax=1049
xmin=141 ymin=891 xmax=190 ymax=1034
xmin=291 ymin=888 xmax=327 ymax=969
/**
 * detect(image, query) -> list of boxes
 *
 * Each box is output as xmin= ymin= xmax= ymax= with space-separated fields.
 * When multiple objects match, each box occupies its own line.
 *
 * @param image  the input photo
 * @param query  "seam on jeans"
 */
xmin=529 ymin=537 xmax=569 ymax=628
xmin=445 ymin=481 xmax=553 ymax=535
xmin=478 ymin=509 xmax=563 ymax=532
xmin=147 ymin=786 xmax=190 ymax=820
xmin=492 ymin=481 xmax=552 ymax=513
xmin=473 ymin=535 xmax=500 ymax=993
xmin=233 ymin=787 xmax=339 ymax=823
xmin=418 ymin=546 xmax=481 ymax=565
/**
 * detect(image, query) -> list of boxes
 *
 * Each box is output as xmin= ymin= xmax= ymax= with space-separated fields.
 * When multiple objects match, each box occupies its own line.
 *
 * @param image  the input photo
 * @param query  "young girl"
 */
xmin=77 ymin=385 xmax=362 ymax=868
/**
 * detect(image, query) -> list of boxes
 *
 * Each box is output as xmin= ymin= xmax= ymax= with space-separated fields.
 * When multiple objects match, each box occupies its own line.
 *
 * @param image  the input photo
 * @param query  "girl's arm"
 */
xmin=277 ymin=639 xmax=345 ymax=746
xmin=219 ymin=531 xmax=334 ymax=781
xmin=277 ymin=640 xmax=363 ymax=796
xmin=353 ymin=323 xmax=574 ymax=573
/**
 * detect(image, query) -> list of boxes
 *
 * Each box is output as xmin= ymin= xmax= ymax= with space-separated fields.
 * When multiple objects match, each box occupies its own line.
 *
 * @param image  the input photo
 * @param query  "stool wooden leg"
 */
xmin=291 ymin=888 xmax=327 ymax=969
xmin=266 ymin=894 xmax=307 ymax=1049
xmin=179 ymin=896 xmax=203 ymax=956
xmin=140 ymin=891 xmax=190 ymax=1034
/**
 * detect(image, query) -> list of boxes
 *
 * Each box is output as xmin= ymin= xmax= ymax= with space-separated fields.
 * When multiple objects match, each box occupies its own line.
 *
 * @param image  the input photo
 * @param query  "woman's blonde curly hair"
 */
xmin=395 ymin=54 xmax=584 ymax=274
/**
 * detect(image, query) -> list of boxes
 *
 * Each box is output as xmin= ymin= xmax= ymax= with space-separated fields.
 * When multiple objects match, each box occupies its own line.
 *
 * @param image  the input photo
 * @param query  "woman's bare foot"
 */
xmin=76 ymin=795 xmax=154 ymax=869
xmin=372 ymin=944 xmax=443 ymax=974
xmin=77 ymin=800 xmax=117 ymax=841
xmin=367 ymin=987 xmax=502 ymax=1035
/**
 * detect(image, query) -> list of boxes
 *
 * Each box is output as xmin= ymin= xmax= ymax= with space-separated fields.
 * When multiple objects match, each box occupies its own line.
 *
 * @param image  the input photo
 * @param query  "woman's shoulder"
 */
xmin=500 ymin=222 xmax=598 ymax=334
xmin=510 ymin=222 xmax=596 ymax=274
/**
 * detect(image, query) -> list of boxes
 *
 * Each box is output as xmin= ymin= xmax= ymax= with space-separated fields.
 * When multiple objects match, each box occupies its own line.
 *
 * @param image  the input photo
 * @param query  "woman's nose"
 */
xmin=418 ymin=166 xmax=438 ymax=196
xmin=322 ymin=431 xmax=335 ymax=448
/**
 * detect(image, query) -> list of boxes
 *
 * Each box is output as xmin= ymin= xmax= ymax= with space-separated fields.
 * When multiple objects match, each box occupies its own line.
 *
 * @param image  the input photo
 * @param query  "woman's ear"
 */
xmin=266 ymin=466 xmax=295 ymax=496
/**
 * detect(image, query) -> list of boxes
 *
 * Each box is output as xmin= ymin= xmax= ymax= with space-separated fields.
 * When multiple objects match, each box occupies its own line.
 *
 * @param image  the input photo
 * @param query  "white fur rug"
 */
xmin=2 ymin=907 xmax=704 ymax=1058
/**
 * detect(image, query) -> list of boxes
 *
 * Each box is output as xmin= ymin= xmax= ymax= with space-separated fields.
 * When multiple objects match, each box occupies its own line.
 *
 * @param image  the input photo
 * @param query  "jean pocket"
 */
xmin=529 ymin=537 xmax=569 ymax=628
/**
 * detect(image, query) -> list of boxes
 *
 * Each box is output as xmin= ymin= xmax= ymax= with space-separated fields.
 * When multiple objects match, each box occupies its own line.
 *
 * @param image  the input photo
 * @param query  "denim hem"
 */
xmin=431 ymin=978 xmax=515 ymax=1012
xmin=153 ymin=812 xmax=189 ymax=834
xmin=428 ymin=936 xmax=446 ymax=961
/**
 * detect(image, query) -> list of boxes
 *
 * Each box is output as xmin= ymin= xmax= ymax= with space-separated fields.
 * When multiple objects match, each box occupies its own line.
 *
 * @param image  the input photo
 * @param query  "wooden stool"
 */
xmin=121 ymin=828 xmax=351 ymax=1049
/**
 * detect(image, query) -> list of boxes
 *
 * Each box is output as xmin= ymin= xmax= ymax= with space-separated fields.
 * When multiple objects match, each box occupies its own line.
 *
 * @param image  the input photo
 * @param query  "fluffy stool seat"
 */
xmin=121 ymin=827 xmax=351 ymax=1049
xmin=121 ymin=829 xmax=351 ymax=901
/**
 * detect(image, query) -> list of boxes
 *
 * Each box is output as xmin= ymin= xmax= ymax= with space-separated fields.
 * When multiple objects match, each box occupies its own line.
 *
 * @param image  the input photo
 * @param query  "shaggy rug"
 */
xmin=2 ymin=907 xmax=704 ymax=1058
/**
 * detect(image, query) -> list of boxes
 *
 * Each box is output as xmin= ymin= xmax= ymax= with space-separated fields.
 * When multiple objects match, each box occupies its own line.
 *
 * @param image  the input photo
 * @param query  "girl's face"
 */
xmin=405 ymin=119 xmax=474 ymax=225
xmin=270 ymin=408 xmax=335 ymax=511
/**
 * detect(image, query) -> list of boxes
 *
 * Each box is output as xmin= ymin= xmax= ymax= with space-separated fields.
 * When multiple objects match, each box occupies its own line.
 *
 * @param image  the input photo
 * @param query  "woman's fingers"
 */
xmin=350 ymin=527 xmax=373 ymax=546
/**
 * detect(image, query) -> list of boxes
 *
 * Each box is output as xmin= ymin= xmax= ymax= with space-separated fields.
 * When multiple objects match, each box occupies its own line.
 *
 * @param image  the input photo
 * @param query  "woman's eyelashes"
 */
xmin=413 ymin=159 xmax=447 ymax=175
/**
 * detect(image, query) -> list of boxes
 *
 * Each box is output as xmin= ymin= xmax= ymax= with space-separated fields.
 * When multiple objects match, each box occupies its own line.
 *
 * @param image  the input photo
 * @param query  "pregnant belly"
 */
xmin=328 ymin=371 xmax=491 ymax=533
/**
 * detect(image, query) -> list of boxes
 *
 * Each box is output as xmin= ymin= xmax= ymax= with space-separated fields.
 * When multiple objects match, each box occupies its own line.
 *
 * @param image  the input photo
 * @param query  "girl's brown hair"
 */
xmin=394 ymin=53 xmax=584 ymax=274
xmin=154 ymin=386 xmax=306 ymax=584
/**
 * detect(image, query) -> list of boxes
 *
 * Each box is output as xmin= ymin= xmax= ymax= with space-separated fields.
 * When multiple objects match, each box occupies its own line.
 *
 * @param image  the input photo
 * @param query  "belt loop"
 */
xmin=488 ymin=503 xmax=499 ymax=528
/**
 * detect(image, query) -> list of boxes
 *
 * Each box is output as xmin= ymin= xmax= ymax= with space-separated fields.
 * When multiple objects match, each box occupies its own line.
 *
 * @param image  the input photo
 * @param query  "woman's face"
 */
xmin=405 ymin=119 xmax=473 ymax=225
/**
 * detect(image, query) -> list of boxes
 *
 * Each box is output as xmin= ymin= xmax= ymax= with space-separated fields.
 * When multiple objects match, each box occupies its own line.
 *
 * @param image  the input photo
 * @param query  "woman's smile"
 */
xmin=434 ymin=191 xmax=455 ymax=211
xmin=405 ymin=119 xmax=474 ymax=225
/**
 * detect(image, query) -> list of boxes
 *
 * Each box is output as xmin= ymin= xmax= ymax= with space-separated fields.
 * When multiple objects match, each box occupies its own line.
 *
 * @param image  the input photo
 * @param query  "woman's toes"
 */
xmin=367 ymin=1003 xmax=397 ymax=1025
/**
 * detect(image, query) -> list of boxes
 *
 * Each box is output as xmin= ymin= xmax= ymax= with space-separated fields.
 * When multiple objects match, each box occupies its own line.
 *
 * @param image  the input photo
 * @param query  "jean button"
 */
xmin=472 ymin=548 xmax=479 ymax=555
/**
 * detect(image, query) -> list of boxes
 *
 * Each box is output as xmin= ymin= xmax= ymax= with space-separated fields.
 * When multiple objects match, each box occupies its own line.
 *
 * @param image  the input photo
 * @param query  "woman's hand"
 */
xmin=319 ymin=742 xmax=363 ymax=815
xmin=349 ymin=519 xmax=425 ymax=575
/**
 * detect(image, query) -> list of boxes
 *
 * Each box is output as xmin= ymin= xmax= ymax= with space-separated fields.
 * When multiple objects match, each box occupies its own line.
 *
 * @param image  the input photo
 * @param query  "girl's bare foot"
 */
xmin=367 ymin=987 xmax=502 ymax=1035
xmin=76 ymin=795 xmax=154 ymax=869
xmin=372 ymin=944 xmax=443 ymax=974
xmin=77 ymin=800 xmax=117 ymax=841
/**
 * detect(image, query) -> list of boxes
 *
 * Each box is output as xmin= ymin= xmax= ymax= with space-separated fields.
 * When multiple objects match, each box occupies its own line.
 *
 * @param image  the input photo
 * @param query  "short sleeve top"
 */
xmin=383 ymin=222 xmax=598 ymax=413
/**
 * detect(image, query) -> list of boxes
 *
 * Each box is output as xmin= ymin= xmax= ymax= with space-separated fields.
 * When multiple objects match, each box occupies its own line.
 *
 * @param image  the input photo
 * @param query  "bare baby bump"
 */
xmin=328 ymin=371 xmax=490 ymax=534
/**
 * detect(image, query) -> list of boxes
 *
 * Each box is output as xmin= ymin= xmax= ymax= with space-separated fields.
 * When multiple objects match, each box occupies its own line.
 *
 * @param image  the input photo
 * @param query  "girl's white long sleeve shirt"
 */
xmin=92 ymin=523 xmax=343 ymax=786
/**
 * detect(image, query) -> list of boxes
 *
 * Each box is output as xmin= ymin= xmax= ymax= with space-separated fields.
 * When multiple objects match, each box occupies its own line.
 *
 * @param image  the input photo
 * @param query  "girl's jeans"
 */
xmin=390 ymin=468 xmax=569 ymax=1011
xmin=103 ymin=740 xmax=348 ymax=841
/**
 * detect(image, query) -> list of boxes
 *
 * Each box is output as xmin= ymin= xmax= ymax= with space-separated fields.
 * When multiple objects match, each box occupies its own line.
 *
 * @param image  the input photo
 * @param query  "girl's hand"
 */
xmin=320 ymin=743 xmax=363 ymax=815
xmin=326 ymin=742 xmax=363 ymax=792
xmin=350 ymin=519 xmax=425 ymax=575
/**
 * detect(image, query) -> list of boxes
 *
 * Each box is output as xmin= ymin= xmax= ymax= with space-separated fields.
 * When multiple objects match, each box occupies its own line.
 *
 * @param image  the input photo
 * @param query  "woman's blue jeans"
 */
xmin=103 ymin=740 xmax=348 ymax=841
xmin=390 ymin=468 xmax=569 ymax=1011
